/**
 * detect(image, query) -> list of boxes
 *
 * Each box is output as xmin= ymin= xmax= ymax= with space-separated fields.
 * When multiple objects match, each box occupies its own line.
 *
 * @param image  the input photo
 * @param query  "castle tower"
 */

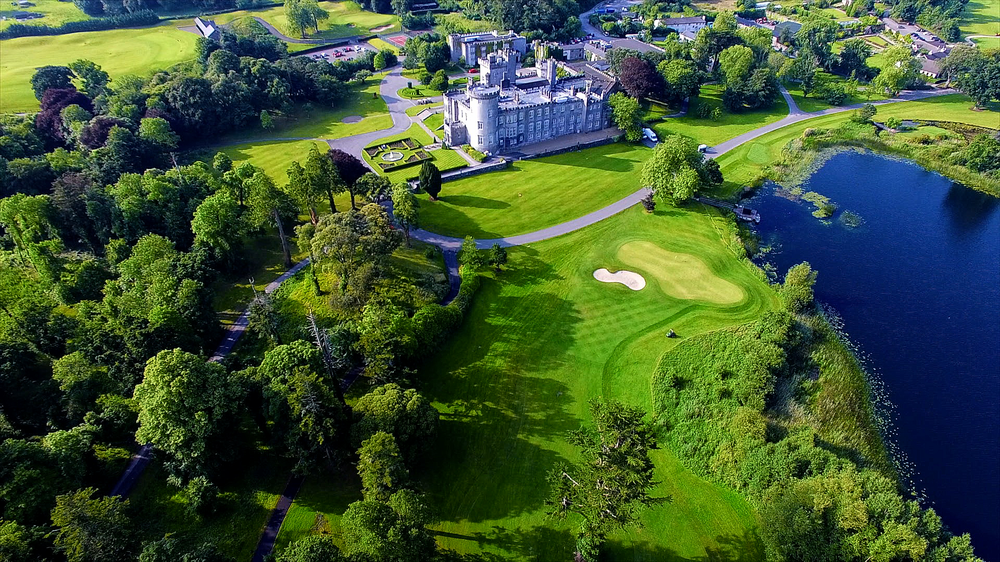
xmin=468 ymin=86 xmax=500 ymax=155
xmin=480 ymin=49 xmax=519 ymax=88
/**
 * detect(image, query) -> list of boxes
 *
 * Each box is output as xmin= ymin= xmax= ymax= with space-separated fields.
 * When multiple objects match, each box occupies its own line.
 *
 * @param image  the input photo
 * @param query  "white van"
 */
xmin=642 ymin=128 xmax=658 ymax=142
xmin=698 ymin=144 xmax=709 ymax=153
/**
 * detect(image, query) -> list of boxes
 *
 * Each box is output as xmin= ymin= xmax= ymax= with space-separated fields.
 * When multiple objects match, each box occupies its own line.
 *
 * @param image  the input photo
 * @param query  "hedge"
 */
xmin=0 ymin=10 xmax=159 ymax=39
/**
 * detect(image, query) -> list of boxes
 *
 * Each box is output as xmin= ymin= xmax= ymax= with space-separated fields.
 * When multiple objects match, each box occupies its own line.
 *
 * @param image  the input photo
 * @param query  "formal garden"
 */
xmin=364 ymin=137 xmax=431 ymax=172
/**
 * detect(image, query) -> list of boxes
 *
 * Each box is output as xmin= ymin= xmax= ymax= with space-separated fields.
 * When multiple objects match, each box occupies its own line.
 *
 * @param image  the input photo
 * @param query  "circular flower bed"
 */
xmin=381 ymin=151 xmax=404 ymax=162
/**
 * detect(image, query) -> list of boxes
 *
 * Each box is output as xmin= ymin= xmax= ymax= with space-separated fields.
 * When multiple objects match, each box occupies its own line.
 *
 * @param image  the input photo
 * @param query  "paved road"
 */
xmin=326 ymin=68 xmax=416 ymax=159
xmin=251 ymin=474 xmax=305 ymax=562
xmin=253 ymin=16 xmax=350 ymax=44
xmin=708 ymin=87 xmax=955 ymax=157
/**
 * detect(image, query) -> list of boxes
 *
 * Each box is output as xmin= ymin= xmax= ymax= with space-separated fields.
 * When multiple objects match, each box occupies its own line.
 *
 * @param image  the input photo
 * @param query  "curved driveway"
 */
xmin=325 ymin=68 xmax=416 ymax=155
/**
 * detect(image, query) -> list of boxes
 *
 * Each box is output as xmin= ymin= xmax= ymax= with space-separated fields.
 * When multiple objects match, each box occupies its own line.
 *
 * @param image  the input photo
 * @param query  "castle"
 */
xmin=443 ymin=48 xmax=615 ymax=155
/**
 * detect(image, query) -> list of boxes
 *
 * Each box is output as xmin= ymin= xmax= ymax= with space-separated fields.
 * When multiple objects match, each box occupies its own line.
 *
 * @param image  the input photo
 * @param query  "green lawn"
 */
xmin=363 ymin=123 xmax=467 ymax=183
xmin=783 ymin=73 xmax=886 ymax=113
xmin=221 ymin=139 xmax=330 ymax=184
xmin=652 ymin=84 xmax=789 ymax=147
xmin=410 ymin=205 xmax=775 ymax=559
xmin=424 ymin=111 xmax=444 ymax=138
xmin=415 ymin=142 xmax=651 ymax=239
xmin=368 ymin=37 xmax=399 ymax=53
xmin=130 ymin=455 xmax=290 ymax=561
xmin=0 ymin=21 xmax=199 ymax=112
xmin=972 ymin=36 xmax=1000 ymax=49
xmin=715 ymin=94 xmax=998 ymax=189
xmin=211 ymin=76 xmax=391 ymax=145
xmin=960 ymin=0 xmax=999 ymax=38
xmin=405 ymin=101 xmax=442 ymax=116
xmin=212 ymin=1 xmax=398 ymax=40
xmin=0 ymin=0 xmax=90 ymax=30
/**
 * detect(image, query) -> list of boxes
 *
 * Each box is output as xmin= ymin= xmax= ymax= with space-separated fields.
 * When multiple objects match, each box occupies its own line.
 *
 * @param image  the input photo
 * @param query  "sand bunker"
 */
xmin=616 ymin=241 xmax=744 ymax=304
xmin=594 ymin=268 xmax=646 ymax=291
xmin=370 ymin=24 xmax=395 ymax=32
xmin=342 ymin=115 xmax=363 ymax=123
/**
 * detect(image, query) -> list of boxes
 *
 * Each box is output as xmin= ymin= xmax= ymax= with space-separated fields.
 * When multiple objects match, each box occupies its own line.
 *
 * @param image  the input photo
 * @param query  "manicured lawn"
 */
xmin=405 ymin=101 xmax=442 ymax=116
xmin=0 ymin=0 xmax=89 ymax=30
xmin=424 ymin=111 xmax=444 ymax=138
xmin=211 ymin=76 xmax=391 ymax=145
xmin=972 ymin=36 xmax=1000 ymax=49
xmin=783 ymin=73 xmax=886 ymax=113
xmin=368 ymin=37 xmax=399 ymax=53
xmin=415 ymin=142 xmax=651 ymax=238
xmin=212 ymin=1 xmax=398 ymax=40
xmin=409 ymin=206 xmax=775 ymax=560
xmin=221 ymin=139 xmax=330 ymax=184
xmin=652 ymin=84 xmax=788 ymax=147
xmin=960 ymin=0 xmax=999 ymax=38
xmin=130 ymin=455 xmax=291 ymax=561
xmin=363 ymin=123 xmax=467 ymax=184
xmin=714 ymin=94 xmax=998 ymax=189
xmin=398 ymin=86 xmax=444 ymax=99
xmin=0 ymin=21 xmax=199 ymax=112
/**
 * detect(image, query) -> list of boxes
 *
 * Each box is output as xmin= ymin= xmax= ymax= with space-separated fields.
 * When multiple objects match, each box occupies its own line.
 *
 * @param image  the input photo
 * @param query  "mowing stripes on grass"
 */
xmin=0 ymin=21 xmax=199 ymax=112
xmin=416 ymin=142 xmax=651 ymax=238
xmin=407 ymin=206 xmax=775 ymax=560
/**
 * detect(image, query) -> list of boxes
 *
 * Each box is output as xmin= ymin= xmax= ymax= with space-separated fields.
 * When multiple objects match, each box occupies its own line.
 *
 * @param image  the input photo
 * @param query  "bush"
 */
xmin=0 ymin=10 xmax=159 ymax=39
xmin=461 ymin=144 xmax=486 ymax=162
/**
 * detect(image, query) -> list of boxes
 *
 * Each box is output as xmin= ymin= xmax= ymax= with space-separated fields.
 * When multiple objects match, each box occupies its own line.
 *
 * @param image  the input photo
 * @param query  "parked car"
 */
xmin=698 ymin=144 xmax=709 ymax=152
xmin=643 ymin=128 xmax=658 ymax=142
xmin=469 ymin=68 xmax=479 ymax=73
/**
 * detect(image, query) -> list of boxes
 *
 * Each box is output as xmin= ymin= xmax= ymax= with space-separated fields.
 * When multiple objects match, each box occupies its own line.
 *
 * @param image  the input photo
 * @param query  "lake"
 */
xmin=749 ymin=151 xmax=1000 ymax=558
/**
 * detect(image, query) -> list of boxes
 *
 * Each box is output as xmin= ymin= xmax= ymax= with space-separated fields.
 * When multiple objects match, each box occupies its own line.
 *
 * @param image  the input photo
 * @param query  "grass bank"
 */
xmin=210 ymin=0 xmax=398 ymax=40
xmin=415 ymin=142 xmax=651 ymax=238
xmin=714 ymin=94 xmax=998 ymax=192
xmin=0 ymin=0 xmax=90 ymax=30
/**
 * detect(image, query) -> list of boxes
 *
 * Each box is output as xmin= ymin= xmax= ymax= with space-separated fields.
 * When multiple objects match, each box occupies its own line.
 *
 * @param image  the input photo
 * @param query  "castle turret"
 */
xmin=467 ymin=86 xmax=500 ymax=155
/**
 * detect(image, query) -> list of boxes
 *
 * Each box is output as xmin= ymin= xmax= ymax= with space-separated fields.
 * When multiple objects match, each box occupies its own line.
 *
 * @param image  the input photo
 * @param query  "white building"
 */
xmin=443 ymin=49 xmax=615 ymax=155
xmin=653 ymin=16 xmax=708 ymax=34
xmin=446 ymin=30 xmax=528 ymax=65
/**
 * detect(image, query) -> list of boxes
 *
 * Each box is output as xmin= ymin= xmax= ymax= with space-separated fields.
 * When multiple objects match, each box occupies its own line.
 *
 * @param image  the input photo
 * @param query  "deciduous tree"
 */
xmin=50 ymin=488 xmax=138 ymax=562
xmin=134 ymin=349 xmax=243 ymax=478
xmin=391 ymin=183 xmax=418 ymax=246
xmin=358 ymin=431 xmax=409 ymax=501
xmin=608 ymin=92 xmax=643 ymax=142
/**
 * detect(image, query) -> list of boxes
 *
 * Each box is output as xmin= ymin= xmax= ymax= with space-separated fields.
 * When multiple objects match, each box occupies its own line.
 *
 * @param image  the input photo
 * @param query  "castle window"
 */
xmin=478 ymin=121 xmax=483 ymax=130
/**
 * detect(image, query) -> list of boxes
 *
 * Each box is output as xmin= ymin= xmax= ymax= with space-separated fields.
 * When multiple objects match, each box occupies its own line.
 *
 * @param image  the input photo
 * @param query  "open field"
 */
xmin=714 ymin=94 xmax=999 ymax=189
xmin=652 ymin=84 xmax=788 ymax=147
xmin=212 ymin=0 xmax=398 ymax=40
xmin=210 ymin=76 xmax=391 ymax=145
xmin=221 ymin=139 xmax=330 ymax=184
xmin=415 ymin=142 xmax=651 ymax=238
xmin=972 ymin=36 xmax=1000 ymax=49
xmin=960 ymin=0 xmax=1000 ymax=38
xmin=0 ymin=0 xmax=90 ymax=30
xmin=0 ymin=21 xmax=199 ymax=112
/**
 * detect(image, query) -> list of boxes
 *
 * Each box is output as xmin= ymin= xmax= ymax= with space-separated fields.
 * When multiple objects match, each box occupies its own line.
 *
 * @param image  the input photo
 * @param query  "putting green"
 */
xmin=616 ymin=241 xmax=745 ymax=304
xmin=0 ymin=22 xmax=199 ymax=112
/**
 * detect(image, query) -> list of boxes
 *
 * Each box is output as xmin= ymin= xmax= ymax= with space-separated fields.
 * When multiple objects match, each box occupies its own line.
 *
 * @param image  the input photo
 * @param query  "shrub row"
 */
xmin=460 ymin=144 xmax=486 ymax=162
xmin=0 ymin=10 xmax=159 ymax=39
xmin=412 ymin=268 xmax=480 ymax=354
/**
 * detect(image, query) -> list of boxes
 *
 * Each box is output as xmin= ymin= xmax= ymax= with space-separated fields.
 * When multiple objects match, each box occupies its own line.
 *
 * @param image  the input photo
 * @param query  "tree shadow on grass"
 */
xmin=608 ymin=528 xmax=765 ymax=562
xmin=439 ymin=194 xmax=512 ymax=210
xmin=418 ymin=283 xmax=584 ymax=523
xmin=419 ymin=199 xmax=504 ymax=239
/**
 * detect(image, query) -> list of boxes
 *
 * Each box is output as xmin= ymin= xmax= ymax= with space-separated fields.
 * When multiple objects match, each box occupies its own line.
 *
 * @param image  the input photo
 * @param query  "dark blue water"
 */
xmin=751 ymin=151 xmax=1000 ymax=558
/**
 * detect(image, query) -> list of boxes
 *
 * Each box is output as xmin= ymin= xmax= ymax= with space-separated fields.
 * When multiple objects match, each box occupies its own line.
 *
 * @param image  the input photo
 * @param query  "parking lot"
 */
xmin=302 ymin=43 xmax=375 ymax=62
